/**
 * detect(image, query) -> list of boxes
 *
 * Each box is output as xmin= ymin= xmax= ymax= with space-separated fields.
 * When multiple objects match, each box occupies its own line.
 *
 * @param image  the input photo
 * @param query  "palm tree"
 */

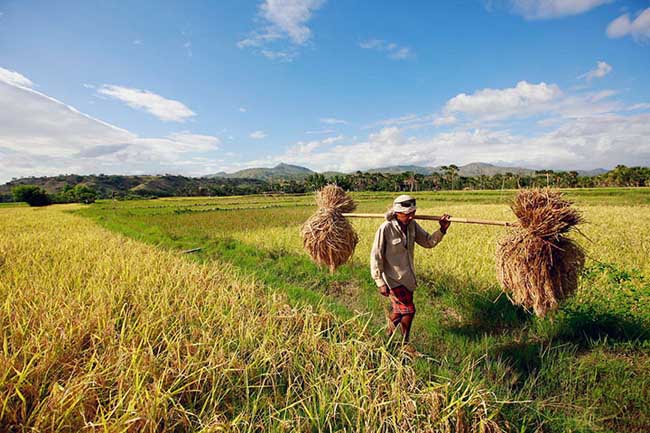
xmin=404 ymin=172 xmax=418 ymax=192
xmin=444 ymin=165 xmax=459 ymax=190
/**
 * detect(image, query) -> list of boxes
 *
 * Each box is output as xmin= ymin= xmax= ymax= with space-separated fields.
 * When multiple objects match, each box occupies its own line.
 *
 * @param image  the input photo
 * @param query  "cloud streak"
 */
xmin=97 ymin=85 xmax=196 ymax=122
xmin=250 ymin=130 xmax=267 ymax=139
xmin=578 ymin=61 xmax=612 ymax=81
xmin=320 ymin=117 xmax=347 ymax=125
xmin=359 ymin=39 xmax=413 ymax=60
xmin=606 ymin=8 xmax=650 ymax=43
xmin=506 ymin=0 xmax=610 ymax=20
xmin=0 ymin=66 xmax=34 ymax=88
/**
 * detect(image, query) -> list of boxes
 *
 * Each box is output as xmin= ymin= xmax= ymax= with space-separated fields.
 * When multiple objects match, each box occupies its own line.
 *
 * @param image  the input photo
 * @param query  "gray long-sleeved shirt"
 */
xmin=370 ymin=218 xmax=445 ymax=291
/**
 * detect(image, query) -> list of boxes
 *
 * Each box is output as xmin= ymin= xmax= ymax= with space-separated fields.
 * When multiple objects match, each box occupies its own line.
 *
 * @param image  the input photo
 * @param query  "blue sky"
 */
xmin=1 ymin=0 xmax=649 ymax=182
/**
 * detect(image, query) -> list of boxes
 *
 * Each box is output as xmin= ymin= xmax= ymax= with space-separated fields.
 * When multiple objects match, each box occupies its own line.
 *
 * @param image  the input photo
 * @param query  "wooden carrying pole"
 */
xmin=341 ymin=213 xmax=514 ymax=227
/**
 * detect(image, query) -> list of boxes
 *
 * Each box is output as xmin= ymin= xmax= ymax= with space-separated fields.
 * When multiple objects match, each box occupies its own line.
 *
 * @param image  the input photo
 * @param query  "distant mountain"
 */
xmin=449 ymin=162 xmax=536 ymax=177
xmin=209 ymin=163 xmax=314 ymax=181
xmin=366 ymin=163 xmax=536 ymax=177
xmin=210 ymin=162 xmax=610 ymax=181
xmin=322 ymin=171 xmax=347 ymax=178
xmin=576 ymin=168 xmax=608 ymax=177
xmin=367 ymin=165 xmax=434 ymax=175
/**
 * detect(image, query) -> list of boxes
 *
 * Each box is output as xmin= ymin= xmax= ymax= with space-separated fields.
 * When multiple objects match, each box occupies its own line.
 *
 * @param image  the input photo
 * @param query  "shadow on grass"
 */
xmin=430 ymin=277 xmax=534 ymax=338
xmin=424 ymin=264 xmax=649 ymax=346
xmin=489 ymin=340 xmax=544 ymax=381
xmin=553 ymin=308 xmax=650 ymax=344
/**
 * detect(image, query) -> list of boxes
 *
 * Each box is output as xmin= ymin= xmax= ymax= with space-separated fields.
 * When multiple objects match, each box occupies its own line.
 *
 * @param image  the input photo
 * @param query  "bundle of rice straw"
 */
xmin=496 ymin=188 xmax=585 ymax=317
xmin=301 ymin=185 xmax=358 ymax=272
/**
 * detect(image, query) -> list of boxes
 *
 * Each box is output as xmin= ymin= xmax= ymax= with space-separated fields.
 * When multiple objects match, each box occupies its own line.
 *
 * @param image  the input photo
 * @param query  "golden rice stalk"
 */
xmin=496 ymin=188 xmax=585 ymax=317
xmin=301 ymin=185 xmax=358 ymax=272
xmin=315 ymin=184 xmax=357 ymax=213
xmin=511 ymin=188 xmax=583 ymax=239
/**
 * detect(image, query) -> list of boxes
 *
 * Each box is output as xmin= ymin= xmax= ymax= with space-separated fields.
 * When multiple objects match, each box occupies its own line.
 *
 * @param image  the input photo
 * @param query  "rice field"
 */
xmin=0 ymin=205 xmax=505 ymax=432
xmin=2 ymin=188 xmax=649 ymax=432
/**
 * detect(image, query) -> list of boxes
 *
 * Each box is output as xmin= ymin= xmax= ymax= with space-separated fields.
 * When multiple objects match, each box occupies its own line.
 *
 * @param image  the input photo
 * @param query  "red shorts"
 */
xmin=389 ymin=285 xmax=415 ymax=315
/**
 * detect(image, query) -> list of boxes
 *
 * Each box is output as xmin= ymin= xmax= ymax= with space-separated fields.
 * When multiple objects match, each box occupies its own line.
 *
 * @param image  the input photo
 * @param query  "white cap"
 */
xmin=393 ymin=194 xmax=416 ymax=214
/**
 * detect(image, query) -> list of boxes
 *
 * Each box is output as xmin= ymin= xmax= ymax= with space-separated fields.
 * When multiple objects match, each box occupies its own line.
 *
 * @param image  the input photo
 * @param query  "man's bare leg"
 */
xmin=387 ymin=311 xmax=402 ymax=337
xmin=399 ymin=313 xmax=414 ymax=342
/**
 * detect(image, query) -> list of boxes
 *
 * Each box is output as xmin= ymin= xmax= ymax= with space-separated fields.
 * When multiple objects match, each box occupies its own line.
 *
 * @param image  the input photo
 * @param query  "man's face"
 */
xmin=396 ymin=210 xmax=415 ymax=225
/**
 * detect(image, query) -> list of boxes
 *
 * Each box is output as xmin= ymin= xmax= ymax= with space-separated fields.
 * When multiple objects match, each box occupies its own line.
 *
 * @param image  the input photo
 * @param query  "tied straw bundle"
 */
xmin=301 ymin=185 xmax=586 ymax=317
xmin=300 ymin=185 xmax=359 ymax=273
xmin=496 ymin=188 xmax=585 ymax=317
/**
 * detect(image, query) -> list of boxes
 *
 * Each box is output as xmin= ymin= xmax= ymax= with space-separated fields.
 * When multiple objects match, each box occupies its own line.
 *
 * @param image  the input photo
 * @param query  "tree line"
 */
xmin=291 ymin=165 xmax=650 ymax=194
xmin=7 ymin=165 xmax=649 ymax=206
xmin=11 ymin=184 xmax=99 ymax=206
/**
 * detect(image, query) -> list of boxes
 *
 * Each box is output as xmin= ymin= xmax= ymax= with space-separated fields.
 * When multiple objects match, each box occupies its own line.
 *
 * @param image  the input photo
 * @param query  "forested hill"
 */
xmin=0 ymin=174 xmax=268 ymax=201
xmin=1 ymin=165 xmax=647 ymax=202
xmin=208 ymin=163 xmax=315 ymax=181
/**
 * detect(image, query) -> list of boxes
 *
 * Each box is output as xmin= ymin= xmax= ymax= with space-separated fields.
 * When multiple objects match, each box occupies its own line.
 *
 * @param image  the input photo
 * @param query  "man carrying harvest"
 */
xmin=370 ymin=195 xmax=451 ymax=345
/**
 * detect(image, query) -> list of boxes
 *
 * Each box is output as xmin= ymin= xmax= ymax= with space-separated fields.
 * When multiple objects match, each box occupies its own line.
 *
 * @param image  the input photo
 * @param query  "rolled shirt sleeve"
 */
xmin=370 ymin=224 xmax=387 ymax=287
xmin=414 ymin=221 xmax=444 ymax=248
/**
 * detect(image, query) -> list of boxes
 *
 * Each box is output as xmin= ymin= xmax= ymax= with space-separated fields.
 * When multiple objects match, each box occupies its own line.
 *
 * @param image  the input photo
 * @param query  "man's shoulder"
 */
xmin=378 ymin=220 xmax=393 ymax=231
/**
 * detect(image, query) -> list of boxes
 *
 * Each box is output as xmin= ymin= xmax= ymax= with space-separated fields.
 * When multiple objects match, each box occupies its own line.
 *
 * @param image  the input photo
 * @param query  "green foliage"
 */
xmin=53 ymin=184 xmax=99 ymax=204
xmin=11 ymin=184 xmax=51 ymax=206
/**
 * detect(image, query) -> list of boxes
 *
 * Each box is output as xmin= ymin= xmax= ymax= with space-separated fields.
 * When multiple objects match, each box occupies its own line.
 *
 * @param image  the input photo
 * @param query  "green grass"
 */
xmin=75 ymin=188 xmax=650 ymax=432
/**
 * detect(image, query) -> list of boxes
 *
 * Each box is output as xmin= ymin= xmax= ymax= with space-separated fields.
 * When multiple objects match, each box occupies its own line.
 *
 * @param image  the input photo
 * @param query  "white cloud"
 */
xmin=606 ymin=8 xmax=650 ymax=43
xmin=359 ymin=39 xmax=383 ymax=49
xmin=250 ymin=130 xmax=267 ymax=139
xmin=133 ymin=39 xmax=143 ymax=45
xmin=389 ymin=47 xmax=412 ymax=60
xmin=238 ymin=0 xmax=325 ymax=59
xmin=0 ymin=66 xmax=34 ymax=88
xmin=1 ymin=80 xmax=134 ymax=157
xmin=433 ymin=115 xmax=457 ymax=126
xmin=0 ymin=70 xmax=220 ymax=182
xmin=359 ymin=39 xmax=413 ymax=60
xmin=239 ymin=107 xmax=247 ymax=112
xmin=289 ymin=135 xmax=343 ymax=154
xmin=164 ymin=132 xmax=221 ymax=152
xmin=578 ymin=61 xmax=612 ymax=80
xmin=370 ymin=113 xmax=431 ymax=129
xmin=260 ymin=0 xmax=324 ymax=44
xmin=436 ymin=81 xmax=620 ymax=126
xmin=97 ymin=84 xmax=196 ymax=122
xmin=305 ymin=128 xmax=336 ymax=134
xmin=249 ymin=112 xmax=650 ymax=172
xmin=443 ymin=81 xmax=562 ymax=121
xmin=320 ymin=117 xmax=347 ymax=125
xmin=508 ymin=0 xmax=610 ymax=20
xmin=322 ymin=135 xmax=344 ymax=144
xmin=260 ymin=49 xmax=296 ymax=61
xmin=626 ymin=103 xmax=650 ymax=111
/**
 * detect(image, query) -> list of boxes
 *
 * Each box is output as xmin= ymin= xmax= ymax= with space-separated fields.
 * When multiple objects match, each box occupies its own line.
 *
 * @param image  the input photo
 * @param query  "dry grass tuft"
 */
xmin=301 ymin=185 xmax=359 ymax=272
xmin=496 ymin=188 xmax=585 ymax=317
